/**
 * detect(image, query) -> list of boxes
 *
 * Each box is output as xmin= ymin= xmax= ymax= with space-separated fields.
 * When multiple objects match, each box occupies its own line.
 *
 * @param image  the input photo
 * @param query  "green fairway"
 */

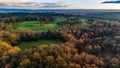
xmin=16 ymin=21 xmax=59 ymax=31
xmin=18 ymin=40 xmax=63 ymax=50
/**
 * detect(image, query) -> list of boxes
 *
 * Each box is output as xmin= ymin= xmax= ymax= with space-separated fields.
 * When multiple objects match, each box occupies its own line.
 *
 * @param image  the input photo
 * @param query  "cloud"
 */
xmin=102 ymin=0 xmax=120 ymax=3
xmin=0 ymin=0 xmax=29 ymax=3
xmin=0 ymin=0 xmax=69 ymax=9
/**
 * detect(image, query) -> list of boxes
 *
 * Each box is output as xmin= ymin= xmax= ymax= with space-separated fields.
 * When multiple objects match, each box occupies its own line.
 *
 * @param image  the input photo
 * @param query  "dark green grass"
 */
xmin=54 ymin=17 xmax=66 ymax=24
xmin=18 ymin=40 xmax=63 ymax=50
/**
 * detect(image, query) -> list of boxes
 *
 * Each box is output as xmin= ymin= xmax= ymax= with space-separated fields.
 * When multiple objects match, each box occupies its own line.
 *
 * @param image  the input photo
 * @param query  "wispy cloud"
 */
xmin=0 ymin=0 xmax=29 ymax=3
xmin=102 ymin=0 xmax=120 ymax=3
xmin=0 ymin=0 xmax=69 ymax=9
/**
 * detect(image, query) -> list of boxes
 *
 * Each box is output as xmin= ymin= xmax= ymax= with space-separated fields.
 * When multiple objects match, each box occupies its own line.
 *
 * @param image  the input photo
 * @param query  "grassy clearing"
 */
xmin=54 ymin=17 xmax=66 ymax=24
xmin=14 ymin=17 xmax=70 ymax=31
xmin=18 ymin=39 xmax=63 ymax=50
xmin=16 ymin=21 xmax=59 ymax=31
xmin=80 ymin=19 xmax=88 ymax=26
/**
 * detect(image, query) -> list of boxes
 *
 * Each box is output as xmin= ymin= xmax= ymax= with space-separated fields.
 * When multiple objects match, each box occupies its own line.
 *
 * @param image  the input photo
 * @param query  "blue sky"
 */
xmin=0 ymin=0 xmax=120 ymax=9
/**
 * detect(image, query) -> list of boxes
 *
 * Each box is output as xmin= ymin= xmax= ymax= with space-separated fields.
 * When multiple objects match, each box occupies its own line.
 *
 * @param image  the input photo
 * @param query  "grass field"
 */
xmin=16 ymin=21 xmax=59 ymax=31
xmin=18 ymin=40 xmax=63 ymax=50
xmin=80 ymin=19 xmax=88 ymax=26
xmin=14 ymin=17 xmax=88 ymax=31
xmin=54 ymin=17 xmax=66 ymax=24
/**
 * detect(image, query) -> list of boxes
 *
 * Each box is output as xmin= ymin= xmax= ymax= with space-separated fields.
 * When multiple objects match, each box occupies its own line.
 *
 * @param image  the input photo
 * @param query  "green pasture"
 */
xmin=80 ymin=19 xmax=88 ymax=26
xmin=16 ymin=21 xmax=59 ymax=31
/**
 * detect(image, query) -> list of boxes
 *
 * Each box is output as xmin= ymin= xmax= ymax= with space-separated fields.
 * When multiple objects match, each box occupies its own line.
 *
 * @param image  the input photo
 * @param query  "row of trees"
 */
xmin=0 ymin=13 xmax=73 ymax=23
xmin=0 ymin=30 xmax=67 ymax=45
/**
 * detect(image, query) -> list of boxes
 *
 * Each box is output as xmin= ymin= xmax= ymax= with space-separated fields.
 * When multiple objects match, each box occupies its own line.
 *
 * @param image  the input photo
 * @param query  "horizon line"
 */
xmin=1 ymin=8 xmax=120 ymax=10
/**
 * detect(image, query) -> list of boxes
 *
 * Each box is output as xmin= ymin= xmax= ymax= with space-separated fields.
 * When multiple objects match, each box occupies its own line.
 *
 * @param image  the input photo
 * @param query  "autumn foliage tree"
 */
xmin=0 ymin=42 xmax=105 ymax=68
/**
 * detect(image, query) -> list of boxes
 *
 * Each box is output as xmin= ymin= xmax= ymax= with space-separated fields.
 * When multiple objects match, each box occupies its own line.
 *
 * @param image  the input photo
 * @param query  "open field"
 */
xmin=80 ymin=19 xmax=88 ymax=26
xmin=54 ymin=17 xmax=66 ymax=24
xmin=18 ymin=39 xmax=63 ymax=50
xmin=16 ymin=21 xmax=59 ymax=31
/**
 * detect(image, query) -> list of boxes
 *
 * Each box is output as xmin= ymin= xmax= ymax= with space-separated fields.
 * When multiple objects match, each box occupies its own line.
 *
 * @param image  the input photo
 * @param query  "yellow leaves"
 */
xmin=95 ymin=58 xmax=104 ymax=65
xmin=80 ymin=52 xmax=87 ymax=58
xmin=85 ymin=45 xmax=92 ymax=50
xmin=79 ymin=38 xmax=84 ymax=44
xmin=40 ymin=45 xmax=49 ymax=49
xmin=85 ymin=64 xmax=90 ymax=68
xmin=8 ymin=47 xmax=21 ymax=54
xmin=57 ymin=56 xmax=63 ymax=61
xmin=109 ymin=58 xmax=120 ymax=65
xmin=84 ymin=45 xmax=102 ymax=54
xmin=69 ymin=62 xmax=75 ymax=67
xmin=91 ymin=64 xmax=97 ymax=68
xmin=20 ymin=58 xmax=31 ymax=66
xmin=32 ymin=52 xmax=41 ymax=60
xmin=84 ymin=45 xmax=92 ymax=53
xmin=0 ymin=55 xmax=9 ymax=61
xmin=0 ymin=31 xmax=19 ymax=45
xmin=68 ymin=62 xmax=81 ymax=68
xmin=0 ymin=23 xmax=12 ymax=31
xmin=85 ymin=55 xmax=93 ymax=63
xmin=0 ymin=41 xmax=12 ymax=51
xmin=65 ymin=46 xmax=71 ymax=53
xmin=0 ymin=41 xmax=21 ymax=55
xmin=9 ymin=33 xmax=19 ymax=43
xmin=40 ymin=50 xmax=48 ymax=57
xmin=74 ymin=64 xmax=81 ymax=68
xmin=63 ymin=62 xmax=68 ymax=67
xmin=77 ymin=52 xmax=105 ymax=67
xmin=94 ymin=45 xmax=101 ymax=49
xmin=46 ymin=56 xmax=54 ymax=61
xmin=62 ymin=33 xmax=75 ymax=41
xmin=74 ymin=53 xmax=80 ymax=61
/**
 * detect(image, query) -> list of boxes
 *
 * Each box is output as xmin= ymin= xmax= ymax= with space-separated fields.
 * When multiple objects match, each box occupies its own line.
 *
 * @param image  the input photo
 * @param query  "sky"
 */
xmin=0 ymin=0 xmax=120 ymax=9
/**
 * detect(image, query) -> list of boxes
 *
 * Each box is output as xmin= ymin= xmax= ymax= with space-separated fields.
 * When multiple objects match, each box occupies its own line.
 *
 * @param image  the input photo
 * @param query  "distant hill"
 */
xmin=0 ymin=8 xmax=120 ymax=21
xmin=0 ymin=8 xmax=120 ymax=13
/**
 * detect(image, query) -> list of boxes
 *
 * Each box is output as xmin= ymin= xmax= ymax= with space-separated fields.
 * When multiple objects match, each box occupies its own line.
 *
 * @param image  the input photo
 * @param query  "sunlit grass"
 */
xmin=16 ymin=21 xmax=59 ymax=31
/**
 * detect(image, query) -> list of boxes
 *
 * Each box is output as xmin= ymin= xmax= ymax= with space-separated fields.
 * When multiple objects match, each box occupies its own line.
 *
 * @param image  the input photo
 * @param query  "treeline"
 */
xmin=0 ymin=30 xmax=68 ymax=45
xmin=79 ymin=12 xmax=120 ymax=21
xmin=0 ymin=13 xmax=73 ymax=23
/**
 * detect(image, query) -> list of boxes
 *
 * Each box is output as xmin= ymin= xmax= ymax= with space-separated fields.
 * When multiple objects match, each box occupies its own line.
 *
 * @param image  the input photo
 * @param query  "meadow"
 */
xmin=15 ymin=17 xmax=88 ymax=31
xmin=15 ymin=17 xmax=67 ymax=31
xmin=16 ymin=21 xmax=59 ymax=31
